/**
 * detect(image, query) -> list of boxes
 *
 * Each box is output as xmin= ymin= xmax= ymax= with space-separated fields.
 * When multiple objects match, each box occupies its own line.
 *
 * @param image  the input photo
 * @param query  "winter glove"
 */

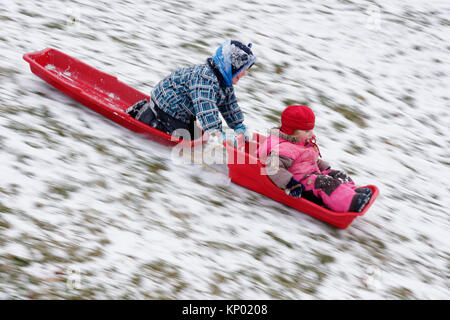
xmin=285 ymin=177 xmax=305 ymax=198
xmin=219 ymin=130 xmax=239 ymax=148
xmin=233 ymin=123 xmax=251 ymax=142
xmin=317 ymin=159 xmax=331 ymax=173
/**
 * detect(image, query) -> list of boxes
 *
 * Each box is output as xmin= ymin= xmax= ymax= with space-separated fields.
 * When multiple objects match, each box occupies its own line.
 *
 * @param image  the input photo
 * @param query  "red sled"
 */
xmin=24 ymin=48 xmax=378 ymax=229
xmin=23 ymin=48 xmax=206 ymax=147
xmin=225 ymin=134 xmax=379 ymax=229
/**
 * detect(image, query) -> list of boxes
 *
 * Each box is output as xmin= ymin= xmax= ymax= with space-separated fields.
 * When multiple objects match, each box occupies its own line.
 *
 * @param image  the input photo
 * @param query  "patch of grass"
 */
xmin=0 ymin=15 xmax=14 ymax=22
xmin=9 ymin=255 xmax=31 ymax=267
xmin=87 ymin=247 xmax=104 ymax=258
xmin=268 ymin=205 xmax=292 ymax=216
xmin=86 ymin=179 xmax=108 ymax=189
xmin=273 ymin=274 xmax=293 ymax=287
xmin=32 ymin=91 xmax=49 ymax=98
xmin=251 ymin=246 xmax=272 ymax=261
xmin=224 ymin=27 xmax=238 ymax=37
xmin=141 ymin=259 xmax=185 ymax=298
xmin=297 ymin=264 xmax=327 ymax=282
xmin=204 ymin=241 xmax=237 ymax=251
xmin=79 ymin=33 xmax=99 ymax=41
xmin=401 ymin=95 xmax=416 ymax=108
xmin=169 ymin=210 xmax=191 ymax=220
xmin=48 ymin=184 xmax=79 ymax=199
xmin=313 ymin=251 xmax=335 ymax=264
xmin=390 ymin=286 xmax=415 ymax=299
xmin=0 ymin=66 xmax=20 ymax=76
xmin=31 ymin=218 xmax=57 ymax=232
xmin=332 ymin=121 xmax=347 ymax=132
xmin=210 ymin=283 xmax=221 ymax=296
xmin=352 ymin=69 xmax=371 ymax=81
xmin=367 ymin=89 xmax=387 ymax=101
xmin=283 ymin=99 xmax=309 ymax=107
xmin=144 ymin=159 xmax=168 ymax=174
xmin=345 ymin=142 xmax=365 ymax=155
xmin=331 ymin=105 xmax=368 ymax=128
xmin=266 ymin=231 xmax=293 ymax=249
xmin=350 ymin=92 xmax=367 ymax=103
xmin=250 ymin=273 xmax=267 ymax=286
xmin=317 ymin=93 xmax=368 ymax=128
xmin=272 ymin=263 xmax=326 ymax=296
xmin=353 ymin=235 xmax=387 ymax=260
xmin=0 ymin=217 xmax=11 ymax=229
xmin=109 ymin=35 xmax=136 ymax=47
xmin=273 ymin=62 xmax=290 ymax=74
xmin=263 ymin=113 xmax=280 ymax=124
xmin=43 ymin=22 xmax=65 ymax=30
xmin=180 ymin=42 xmax=210 ymax=55
xmin=144 ymin=260 xmax=176 ymax=276
xmin=208 ymin=199 xmax=224 ymax=207
xmin=0 ymin=202 xmax=13 ymax=213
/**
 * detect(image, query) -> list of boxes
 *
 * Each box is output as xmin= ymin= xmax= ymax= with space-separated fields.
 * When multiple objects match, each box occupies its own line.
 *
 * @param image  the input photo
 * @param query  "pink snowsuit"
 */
xmin=258 ymin=130 xmax=359 ymax=212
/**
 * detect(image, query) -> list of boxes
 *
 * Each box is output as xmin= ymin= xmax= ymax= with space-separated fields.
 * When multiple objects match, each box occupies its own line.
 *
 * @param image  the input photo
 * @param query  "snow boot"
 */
xmin=126 ymin=99 xmax=159 ymax=128
xmin=355 ymin=187 xmax=372 ymax=198
xmin=350 ymin=191 xmax=372 ymax=213
xmin=126 ymin=99 xmax=148 ymax=118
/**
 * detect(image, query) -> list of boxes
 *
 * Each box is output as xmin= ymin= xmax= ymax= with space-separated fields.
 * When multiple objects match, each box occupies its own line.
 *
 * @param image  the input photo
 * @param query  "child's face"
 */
xmin=293 ymin=129 xmax=314 ymax=142
xmin=232 ymin=68 xmax=248 ymax=85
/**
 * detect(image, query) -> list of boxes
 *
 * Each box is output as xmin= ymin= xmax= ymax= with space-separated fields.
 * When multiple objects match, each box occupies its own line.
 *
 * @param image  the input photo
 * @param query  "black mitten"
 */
xmin=285 ymin=177 xmax=305 ymax=198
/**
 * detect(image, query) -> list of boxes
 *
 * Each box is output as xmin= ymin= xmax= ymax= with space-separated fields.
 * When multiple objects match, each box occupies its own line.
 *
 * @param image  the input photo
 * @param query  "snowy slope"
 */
xmin=0 ymin=0 xmax=449 ymax=299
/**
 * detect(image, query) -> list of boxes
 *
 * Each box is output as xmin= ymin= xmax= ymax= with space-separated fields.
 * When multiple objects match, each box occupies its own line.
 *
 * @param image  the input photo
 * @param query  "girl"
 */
xmin=258 ymin=105 xmax=372 ymax=213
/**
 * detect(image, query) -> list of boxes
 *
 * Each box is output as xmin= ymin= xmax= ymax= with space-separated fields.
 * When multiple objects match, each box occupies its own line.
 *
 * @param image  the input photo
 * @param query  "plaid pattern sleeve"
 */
xmin=217 ymin=87 xmax=244 ymax=129
xmin=189 ymin=81 xmax=222 ymax=132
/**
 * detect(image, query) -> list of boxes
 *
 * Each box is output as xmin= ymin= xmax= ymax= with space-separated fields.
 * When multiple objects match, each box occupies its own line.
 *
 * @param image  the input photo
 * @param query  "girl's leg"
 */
xmin=301 ymin=174 xmax=357 ymax=212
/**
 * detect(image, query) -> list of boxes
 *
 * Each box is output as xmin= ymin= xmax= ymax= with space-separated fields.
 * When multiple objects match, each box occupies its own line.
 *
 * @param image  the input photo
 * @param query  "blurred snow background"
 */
xmin=0 ymin=0 xmax=449 ymax=299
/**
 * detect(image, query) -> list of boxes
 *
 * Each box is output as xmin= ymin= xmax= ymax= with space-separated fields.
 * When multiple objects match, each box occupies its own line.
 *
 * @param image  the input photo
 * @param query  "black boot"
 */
xmin=350 ymin=191 xmax=372 ymax=212
xmin=126 ymin=99 xmax=148 ymax=118
xmin=355 ymin=187 xmax=372 ymax=198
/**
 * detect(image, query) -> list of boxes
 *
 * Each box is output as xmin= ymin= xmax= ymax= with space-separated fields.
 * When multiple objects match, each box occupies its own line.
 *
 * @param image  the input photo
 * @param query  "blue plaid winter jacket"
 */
xmin=151 ymin=63 xmax=244 ymax=133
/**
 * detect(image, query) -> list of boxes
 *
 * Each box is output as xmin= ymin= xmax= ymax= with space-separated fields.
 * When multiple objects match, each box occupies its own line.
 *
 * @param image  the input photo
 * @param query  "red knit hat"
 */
xmin=280 ymin=105 xmax=315 ymax=135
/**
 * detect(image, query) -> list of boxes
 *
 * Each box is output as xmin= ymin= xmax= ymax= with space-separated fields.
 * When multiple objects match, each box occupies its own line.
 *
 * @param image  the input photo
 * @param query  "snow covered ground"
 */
xmin=0 ymin=0 xmax=449 ymax=299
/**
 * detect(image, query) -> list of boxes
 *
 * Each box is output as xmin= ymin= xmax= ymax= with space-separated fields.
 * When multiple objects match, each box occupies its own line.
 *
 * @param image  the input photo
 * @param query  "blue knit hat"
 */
xmin=230 ymin=40 xmax=256 ymax=76
xmin=212 ymin=40 xmax=256 ymax=86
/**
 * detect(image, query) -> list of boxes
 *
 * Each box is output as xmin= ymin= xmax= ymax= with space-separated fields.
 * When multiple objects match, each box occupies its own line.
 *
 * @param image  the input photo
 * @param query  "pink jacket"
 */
xmin=258 ymin=130 xmax=321 ymax=181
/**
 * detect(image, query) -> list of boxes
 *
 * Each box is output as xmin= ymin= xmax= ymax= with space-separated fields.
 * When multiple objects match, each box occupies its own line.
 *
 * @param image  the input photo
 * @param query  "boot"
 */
xmin=355 ymin=187 xmax=372 ymax=198
xmin=350 ymin=191 xmax=372 ymax=212
xmin=126 ymin=99 xmax=148 ymax=118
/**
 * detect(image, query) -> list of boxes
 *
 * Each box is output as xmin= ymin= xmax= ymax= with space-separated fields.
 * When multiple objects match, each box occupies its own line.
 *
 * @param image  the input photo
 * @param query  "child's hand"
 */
xmin=218 ymin=130 xmax=240 ymax=148
xmin=219 ymin=130 xmax=245 ymax=150
xmin=233 ymin=123 xmax=250 ymax=142
xmin=317 ymin=159 xmax=331 ymax=172
xmin=285 ymin=177 xmax=305 ymax=198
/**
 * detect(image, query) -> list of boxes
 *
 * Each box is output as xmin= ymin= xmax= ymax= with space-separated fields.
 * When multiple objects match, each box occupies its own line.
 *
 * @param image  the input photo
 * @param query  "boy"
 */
xmin=127 ymin=40 xmax=255 ymax=143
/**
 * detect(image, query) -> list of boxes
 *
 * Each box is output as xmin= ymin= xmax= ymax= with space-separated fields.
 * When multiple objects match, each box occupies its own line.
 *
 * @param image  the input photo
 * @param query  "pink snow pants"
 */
xmin=298 ymin=169 xmax=358 ymax=212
